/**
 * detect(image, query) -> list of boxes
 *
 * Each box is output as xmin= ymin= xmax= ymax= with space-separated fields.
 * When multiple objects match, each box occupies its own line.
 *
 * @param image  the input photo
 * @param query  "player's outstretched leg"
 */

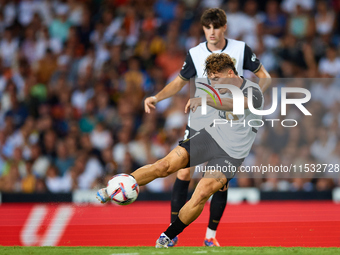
xmin=204 ymin=189 xmax=228 ymax=246
xmin=168 ymin=168 xmax=191 ymax=247
xmin=98 ymin=146 xmax=189 ymax=204
xmin=156 ymin=170 xmax=227 ymax=248
xmin=131 ymin=146 xmax=189 ymax=186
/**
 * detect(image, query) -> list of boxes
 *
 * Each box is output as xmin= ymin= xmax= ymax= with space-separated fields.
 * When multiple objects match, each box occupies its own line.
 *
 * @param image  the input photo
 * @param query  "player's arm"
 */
xmin=243 ymin=44 xmax=271 ymax=92
xmin=145 ymin=76 xmax=187 ymax=113
xmin=185 ymin=87 xmax=262 ymax=113
xmin=254 ymin=65 xmax=271 ymax=93
xmin=145 ymin=52 xmax=196 ymax=113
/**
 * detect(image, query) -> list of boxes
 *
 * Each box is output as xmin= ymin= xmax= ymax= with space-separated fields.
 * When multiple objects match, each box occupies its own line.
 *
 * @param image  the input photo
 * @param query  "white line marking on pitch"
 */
xmin=110 ymin=253 xmax=139 ymax=255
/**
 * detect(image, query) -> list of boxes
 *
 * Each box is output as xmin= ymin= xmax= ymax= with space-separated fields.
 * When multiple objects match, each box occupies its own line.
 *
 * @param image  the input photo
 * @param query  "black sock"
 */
xmin=208 ymin=189 xmax=228 ymax=231
xmin=164 ymin=217 xmax=188 ymax=240
xmin=171 ymin=178 xmax=190 ymax=223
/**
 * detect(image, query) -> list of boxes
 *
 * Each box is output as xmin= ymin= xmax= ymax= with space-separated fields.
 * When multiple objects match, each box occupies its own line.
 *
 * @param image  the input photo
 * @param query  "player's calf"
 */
xmin=132 ymin=146 xmax=189 ymax=186
xmin=154 ymin=159 xmax=171 ymax=178
xmin=179 ymin=172 xmax=227 ymax=225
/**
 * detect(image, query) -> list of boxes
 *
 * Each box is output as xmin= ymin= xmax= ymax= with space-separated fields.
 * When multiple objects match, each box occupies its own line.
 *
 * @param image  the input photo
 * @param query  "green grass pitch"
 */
xmin=1 ymin=247 xmax=339 ymax=255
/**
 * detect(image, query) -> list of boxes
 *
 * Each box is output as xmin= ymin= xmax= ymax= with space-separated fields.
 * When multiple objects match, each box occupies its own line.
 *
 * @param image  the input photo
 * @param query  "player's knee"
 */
xmin=198 ymin=189 xmax=212 ymax=202
xmin=177 ymin=168 xmax=191 ymax=181
xmin=154 ymin=159 xmax=170 ymax=178
xmin=193 ymin=187 xmax=212 ymax=206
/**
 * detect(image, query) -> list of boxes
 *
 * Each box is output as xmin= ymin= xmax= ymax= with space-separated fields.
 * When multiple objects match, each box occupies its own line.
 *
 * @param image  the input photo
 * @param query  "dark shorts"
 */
xmin=183 ymin=125 xmax=197 ymax=140
xmin=179 ymin=128 xmax=244 ymax=180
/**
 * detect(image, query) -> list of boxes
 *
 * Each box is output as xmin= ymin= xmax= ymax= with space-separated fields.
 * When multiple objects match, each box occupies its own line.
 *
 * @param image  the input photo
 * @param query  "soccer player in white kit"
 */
xmin=96 ymin=8 xmax=271 ymax=247
xmin=145 ymin=8 xmax=271 ymax=247
xmin=132 ymin=53 xmax=265 ymax=247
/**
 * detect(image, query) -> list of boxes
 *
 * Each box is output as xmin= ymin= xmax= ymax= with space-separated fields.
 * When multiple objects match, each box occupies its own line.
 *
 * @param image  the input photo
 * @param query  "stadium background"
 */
xmin=0 ymin=0 xmax=339 ymax=248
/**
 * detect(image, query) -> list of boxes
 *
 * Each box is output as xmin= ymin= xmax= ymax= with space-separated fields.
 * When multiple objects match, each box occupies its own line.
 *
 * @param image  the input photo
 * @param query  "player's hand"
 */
xmin=144 ymin=96 xmax=157 ymax=113
xmin=185 ymin=98 xmax=202 ymax=113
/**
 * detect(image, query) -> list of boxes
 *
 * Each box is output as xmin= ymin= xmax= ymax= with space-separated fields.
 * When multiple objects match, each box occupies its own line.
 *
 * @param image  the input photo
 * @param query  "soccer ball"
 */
xmin=106 ymin=174 xmax=139 ymax=205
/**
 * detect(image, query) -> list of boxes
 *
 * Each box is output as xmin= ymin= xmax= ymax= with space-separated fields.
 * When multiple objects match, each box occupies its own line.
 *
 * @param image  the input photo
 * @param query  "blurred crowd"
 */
xmin=0 ymin=0 xmax=339 ymax=194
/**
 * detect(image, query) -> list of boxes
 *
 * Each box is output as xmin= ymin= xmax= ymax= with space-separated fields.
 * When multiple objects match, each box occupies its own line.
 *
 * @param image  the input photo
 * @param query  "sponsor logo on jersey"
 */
xmin=251 ymin=53 xmax=256 ymax=62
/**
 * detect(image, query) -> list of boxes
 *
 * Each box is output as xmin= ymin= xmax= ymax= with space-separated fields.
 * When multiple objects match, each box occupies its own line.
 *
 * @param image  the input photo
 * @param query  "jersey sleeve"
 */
xmin=242 ymin=87 xmax=263 ymax=109
xmin=243 ymin=44 xmax=262 ymax=73
xmin=179 ymin=52 xmax=197 ymax=81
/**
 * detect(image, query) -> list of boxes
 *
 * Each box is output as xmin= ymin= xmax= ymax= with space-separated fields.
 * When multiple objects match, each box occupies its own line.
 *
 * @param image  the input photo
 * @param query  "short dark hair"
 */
xmin=205 ymin=53 xmax=238 ymax=76
xmin=201 ymin=8 xmax=227 ymax=28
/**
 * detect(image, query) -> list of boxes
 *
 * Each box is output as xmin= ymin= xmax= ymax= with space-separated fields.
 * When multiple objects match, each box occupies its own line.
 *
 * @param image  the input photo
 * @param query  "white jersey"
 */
xmin=179 ymin=38 xmax=262 ymax=131
xmin=190 ymin=39 xmax=246 ymax=77
xmin=205 ymin=79 xmax=264 ymax=159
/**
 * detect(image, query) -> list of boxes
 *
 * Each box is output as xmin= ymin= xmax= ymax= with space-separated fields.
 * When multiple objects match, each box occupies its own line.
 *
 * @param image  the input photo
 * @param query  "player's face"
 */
xmin=209 ymin=69 xmax=236 ymax=94
xmin=203 ymin=24 xmax=226 ymax=45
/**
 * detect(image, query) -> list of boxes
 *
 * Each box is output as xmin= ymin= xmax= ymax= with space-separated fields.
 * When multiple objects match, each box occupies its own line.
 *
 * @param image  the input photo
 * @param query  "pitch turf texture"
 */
xmin=1 ymin=247 xmax=340 ymax=255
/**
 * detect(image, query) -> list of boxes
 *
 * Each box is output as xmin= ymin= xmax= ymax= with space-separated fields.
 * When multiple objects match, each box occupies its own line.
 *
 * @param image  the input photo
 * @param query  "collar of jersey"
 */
xmin=240 ymin=76 xmax=246 ymax=90
xmin=206 ymin=38 xmax=228 ymax=53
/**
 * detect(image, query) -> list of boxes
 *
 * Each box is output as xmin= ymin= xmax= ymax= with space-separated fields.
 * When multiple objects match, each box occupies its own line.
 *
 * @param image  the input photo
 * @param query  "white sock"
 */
xmin=205 ymin=227 xmax=216 ymax=239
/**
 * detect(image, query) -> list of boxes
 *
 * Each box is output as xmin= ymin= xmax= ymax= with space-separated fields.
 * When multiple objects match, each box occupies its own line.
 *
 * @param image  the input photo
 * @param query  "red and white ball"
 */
xmin=107 ymin=174 xmax=139 ymax=205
